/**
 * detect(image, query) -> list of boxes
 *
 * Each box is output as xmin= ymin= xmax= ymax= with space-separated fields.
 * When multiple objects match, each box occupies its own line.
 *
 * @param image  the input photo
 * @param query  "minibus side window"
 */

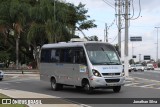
xmin=60 ymin=48 xmax=72 ymax=63
xmin=73 ymin=48 xmax=87 ymax=65
xmin=80 ymin=50 xmax=87 ymax=64
xmin=51 ymin=49 xmax=60 ymax=62
xmin=41 ymin=49 xmax=51 ymax=63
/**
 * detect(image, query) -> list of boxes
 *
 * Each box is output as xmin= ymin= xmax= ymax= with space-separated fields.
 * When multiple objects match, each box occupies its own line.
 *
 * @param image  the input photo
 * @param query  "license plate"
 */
xmin=107 ymin=84 xmax=117 ymax=86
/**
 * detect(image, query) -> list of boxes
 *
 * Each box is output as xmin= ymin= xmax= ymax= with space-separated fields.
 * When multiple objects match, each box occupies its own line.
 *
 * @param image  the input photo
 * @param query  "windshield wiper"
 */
xmin=108 ymin=62 xmax=120 ymax=65
xmin=93 ymin=62 xmax=110 ymax=65
xmin=101 ymin=47 xmax=112 ymax=62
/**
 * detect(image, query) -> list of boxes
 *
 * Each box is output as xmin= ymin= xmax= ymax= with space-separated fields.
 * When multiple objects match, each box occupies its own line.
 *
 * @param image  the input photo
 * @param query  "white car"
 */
xmin=135 ymin=64 xmax=145 ymax=71
xmin=0 ymin=70 xmax=4 ymax=80
xmin=147 ymin=64 xmax=154 ymax=70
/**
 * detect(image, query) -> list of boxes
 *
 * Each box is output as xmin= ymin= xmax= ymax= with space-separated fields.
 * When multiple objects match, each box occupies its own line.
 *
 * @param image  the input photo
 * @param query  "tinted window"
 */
xmin=72 ymin=48 xmax=87 ymax=64
xmin=41 ymin=49 xmax=51 ymax=63
xmin=60 ymin=48 xmax=72 ymax=63
xmin=51 ymin=49 xmax=60 ymax=62
xmin=41 ymin=47 xmax=87 ymax=64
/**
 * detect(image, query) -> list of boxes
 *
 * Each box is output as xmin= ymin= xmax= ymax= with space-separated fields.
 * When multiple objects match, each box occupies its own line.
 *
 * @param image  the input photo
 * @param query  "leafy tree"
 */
xmin=85 ymin=35 xmax=99 ymax=41
xmin=66 ymin=2 xmax=97 ymax=37
xmin=0 ymin=0 xmax=97 ymax=68
xmin=129 ymin=59 xmax=135 ymax=65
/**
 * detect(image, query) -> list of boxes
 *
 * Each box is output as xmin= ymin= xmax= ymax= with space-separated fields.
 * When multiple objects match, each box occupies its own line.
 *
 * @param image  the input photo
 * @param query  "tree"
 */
xmin=0 ymin=0 xmax=97 ymax=68
xmin=66 ymin=2 xmax=97 ymax=37
xmin=129 ymin=59 xmax=135 ymax=65
xmin=85 ymin=35 xmax=99 ymax=41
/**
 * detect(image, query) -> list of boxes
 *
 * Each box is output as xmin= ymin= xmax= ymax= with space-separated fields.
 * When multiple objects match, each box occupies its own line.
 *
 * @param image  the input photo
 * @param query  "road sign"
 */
xmin=130 ymin=36 xmax=142 ymax=41
xmin=144 ymin=55 xmax=150 ymax=60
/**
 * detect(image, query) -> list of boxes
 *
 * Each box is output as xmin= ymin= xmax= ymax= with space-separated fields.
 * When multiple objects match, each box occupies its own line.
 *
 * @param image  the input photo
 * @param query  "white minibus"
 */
xmin=40 ymin=41 xmax=125 ymax=94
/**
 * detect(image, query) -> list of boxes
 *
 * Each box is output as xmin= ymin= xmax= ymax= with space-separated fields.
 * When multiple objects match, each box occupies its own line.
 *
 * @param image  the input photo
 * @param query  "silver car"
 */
xmin=0 ymin=70 xmax=4 ymax=80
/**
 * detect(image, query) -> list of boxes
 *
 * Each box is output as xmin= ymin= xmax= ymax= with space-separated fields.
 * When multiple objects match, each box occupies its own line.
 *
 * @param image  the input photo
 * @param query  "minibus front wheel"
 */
xmin=82 ymin=79 xmax=93 ymax=94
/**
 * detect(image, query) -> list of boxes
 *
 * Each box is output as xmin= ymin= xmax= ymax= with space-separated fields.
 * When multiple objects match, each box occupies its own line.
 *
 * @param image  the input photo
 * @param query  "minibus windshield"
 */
xmin=85 ymin=43 xmax=121 ymax=65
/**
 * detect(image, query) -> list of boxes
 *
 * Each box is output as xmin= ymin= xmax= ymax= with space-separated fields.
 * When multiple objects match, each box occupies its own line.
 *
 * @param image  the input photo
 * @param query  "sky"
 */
xmin=66 ymin=0 xmax=160 ymax=62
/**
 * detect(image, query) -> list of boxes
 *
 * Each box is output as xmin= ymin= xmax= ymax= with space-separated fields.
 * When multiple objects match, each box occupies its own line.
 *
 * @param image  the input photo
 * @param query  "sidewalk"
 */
xmin=0 ymin=73 xmax=81 ymax=107
xmin=0 ymin=89 xmax=80 ymax=107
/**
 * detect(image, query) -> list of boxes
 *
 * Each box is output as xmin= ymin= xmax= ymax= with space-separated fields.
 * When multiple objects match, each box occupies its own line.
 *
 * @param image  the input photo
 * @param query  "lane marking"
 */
xmin=15 ymin=81 xmax=21 ymax=83
xmin=139 ymin=84 xmax=156 ymax=87
xmin=0 ymin=82 xmax=10 ymax=85
xmin=124 ymin=83 xmax=140 ymax=86
xmin=156 ymin=87 xmax=160 ymax=89
xmin=133 ymin=77 xmax=160 ymax=83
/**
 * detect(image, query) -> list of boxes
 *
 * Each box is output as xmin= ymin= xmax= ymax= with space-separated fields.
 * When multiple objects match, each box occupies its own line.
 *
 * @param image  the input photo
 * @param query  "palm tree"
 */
xmin=0 ymin=0 xmax=30 ymax=69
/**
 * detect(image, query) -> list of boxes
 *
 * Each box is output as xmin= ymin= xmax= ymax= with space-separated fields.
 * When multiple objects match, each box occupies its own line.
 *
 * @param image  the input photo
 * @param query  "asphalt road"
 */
xmin=130 ymin=70 xmax=160 ymax=81
xmin=1 ymin=70 xmax=160 ymax=107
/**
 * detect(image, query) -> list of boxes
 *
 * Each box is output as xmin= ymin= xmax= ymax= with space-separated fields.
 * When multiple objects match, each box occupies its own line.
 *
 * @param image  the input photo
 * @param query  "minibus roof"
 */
xmin=42 ymin=41 xmax=113 ymax=49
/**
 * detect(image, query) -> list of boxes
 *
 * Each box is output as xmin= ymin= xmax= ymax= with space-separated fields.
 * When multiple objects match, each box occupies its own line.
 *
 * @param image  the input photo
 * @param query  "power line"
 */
xmin=102 ymin=0 xmax=115 ymax=9
xmin=104 ymin=0 xmax=114 ymax=6
xmin=110 ymin=35 xmax=118 ymax=43
xmin=129 ymin=0 xmax=142 ymax=20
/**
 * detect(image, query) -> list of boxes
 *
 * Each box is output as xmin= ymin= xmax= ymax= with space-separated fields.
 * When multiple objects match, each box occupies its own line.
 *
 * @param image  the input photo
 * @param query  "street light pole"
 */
xmin=155 ymin=27 xmax=160 ymax=61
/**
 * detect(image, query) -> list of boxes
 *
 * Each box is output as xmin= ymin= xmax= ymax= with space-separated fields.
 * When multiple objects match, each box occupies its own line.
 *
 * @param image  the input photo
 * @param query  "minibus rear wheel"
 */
xmin=113 ymin=86 xmax=121 ymax=93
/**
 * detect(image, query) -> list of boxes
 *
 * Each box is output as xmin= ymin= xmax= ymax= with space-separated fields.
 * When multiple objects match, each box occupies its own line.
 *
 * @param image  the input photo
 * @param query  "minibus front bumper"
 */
xmin=89 ymin=76 xmax=125 ymax=88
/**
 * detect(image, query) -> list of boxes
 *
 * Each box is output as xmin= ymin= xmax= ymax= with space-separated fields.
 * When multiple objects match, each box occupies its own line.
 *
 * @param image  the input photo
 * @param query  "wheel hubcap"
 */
xmin=52 ymin=81 xmax=55 ymax=89
xmin=85 ymin=84 xmax=89 ymax=91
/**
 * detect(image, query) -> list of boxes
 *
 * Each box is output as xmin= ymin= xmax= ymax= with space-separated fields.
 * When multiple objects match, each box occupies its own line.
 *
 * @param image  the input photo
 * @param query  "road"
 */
xmin=1 ymin=70 xmax=160 ymax=107
xmin=130 ymin=70 xmax=160 ymax=81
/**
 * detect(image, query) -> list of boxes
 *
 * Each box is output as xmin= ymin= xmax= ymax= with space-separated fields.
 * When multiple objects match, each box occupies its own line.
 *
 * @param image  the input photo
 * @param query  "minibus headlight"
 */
xmin=121 ymin=69 xmax=125 ymax=76
xmin=92 ymin=69 xmax=101 ymax=77
xmin=121 ymin=72 xmax=125 ymax=76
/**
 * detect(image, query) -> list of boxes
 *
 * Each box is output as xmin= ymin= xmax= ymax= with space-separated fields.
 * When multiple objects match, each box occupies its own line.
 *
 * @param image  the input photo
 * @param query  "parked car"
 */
xmin=131 ymin=64 xmax=136 ymax=71
xmin=129 ymin=64 xmax=136 ymax=72
xmin=0 ymin=70 xmax=4 ymax=80
xmin=135 ymin=64 xmax=145 ymax=71
xmin=147 ymin=64 xmax=154 ymax=70
xmin=128 ymin=65 xmax=131 ymax=72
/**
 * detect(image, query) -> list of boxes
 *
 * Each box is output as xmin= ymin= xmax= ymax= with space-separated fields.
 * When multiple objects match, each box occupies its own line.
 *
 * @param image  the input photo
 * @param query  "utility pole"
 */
xmin=132 ymin=42 xmax=134 ymax=58
xmin=118 ymin=0 xmax=122 ymax=57
xmin=155 ymin=27 xmax=160 ymax=62
xmin=124 ymin=0 xmax=129 ymax=77
xmin=104 ymin=29 xmax=106 ymax=42
xmin=105 ymin=23 xmax=108 ymax=42
xmin=139 ymin=54 xmax=141 ymax=62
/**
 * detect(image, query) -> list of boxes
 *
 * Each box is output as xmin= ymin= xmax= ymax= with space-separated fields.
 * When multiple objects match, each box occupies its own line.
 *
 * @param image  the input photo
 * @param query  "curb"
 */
xmin=3 ymin=72 xmax=39 ymax=74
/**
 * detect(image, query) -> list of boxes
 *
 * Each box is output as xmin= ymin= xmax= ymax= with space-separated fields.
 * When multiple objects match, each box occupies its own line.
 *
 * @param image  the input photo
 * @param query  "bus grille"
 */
xmin=102 ymin=73 xmax=120 ymax=76
xmin=105 ymin=79 xmax=120 ymax=83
